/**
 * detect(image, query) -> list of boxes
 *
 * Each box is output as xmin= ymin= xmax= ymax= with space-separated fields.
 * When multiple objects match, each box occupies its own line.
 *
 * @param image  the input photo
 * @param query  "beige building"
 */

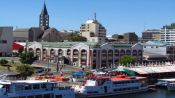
xmin=26 ymin=42 xmax=143 ymax=69
xmin=80 ymin=19 xmax=107 ymax=42
xmin=142 ymin=29 xmax=161 ymax=42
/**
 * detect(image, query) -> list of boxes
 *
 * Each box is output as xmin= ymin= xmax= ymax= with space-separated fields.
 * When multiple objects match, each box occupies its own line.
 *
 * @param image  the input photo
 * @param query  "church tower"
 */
xmin=39 ymin=2 xmax=49 ymax=30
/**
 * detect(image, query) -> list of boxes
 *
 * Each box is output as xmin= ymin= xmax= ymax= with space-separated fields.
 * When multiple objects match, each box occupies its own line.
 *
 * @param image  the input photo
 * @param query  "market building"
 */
xmin=26 ymin=41 xmax=143 ymax=69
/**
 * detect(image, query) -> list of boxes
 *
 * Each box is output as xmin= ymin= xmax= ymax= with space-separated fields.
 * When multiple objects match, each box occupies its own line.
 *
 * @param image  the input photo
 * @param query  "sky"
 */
xmin=0 ymin=0 xmax=175 ymax=37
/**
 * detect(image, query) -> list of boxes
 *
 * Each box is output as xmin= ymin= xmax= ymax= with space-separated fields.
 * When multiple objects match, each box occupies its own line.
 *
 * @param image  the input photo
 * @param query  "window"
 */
xmin=0 ymin=40 xmax=7 ymax=44
xmin=41 ymin=84 xmax=46 ymax=89
xmin=44 ymin=94 xmax=51 ymax=98
xmin=27 ymin=96 xmax=34 ymax=98
xmin=33 ymin=84 xmax=40 ymax=89
xmin=56 ymin=95 xmax=62 ymax=98
xmin=19 ymin=97 xmax=26 ymax=98
xmin=35 ymin=95 xmax=42 ymax=98
xmin=24 ymin=85 xmax=32 ymax=90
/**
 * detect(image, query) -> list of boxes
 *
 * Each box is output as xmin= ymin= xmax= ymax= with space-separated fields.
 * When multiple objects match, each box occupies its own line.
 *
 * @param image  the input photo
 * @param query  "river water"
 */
xmin=101 ymin=89 xmax=175 ymax=98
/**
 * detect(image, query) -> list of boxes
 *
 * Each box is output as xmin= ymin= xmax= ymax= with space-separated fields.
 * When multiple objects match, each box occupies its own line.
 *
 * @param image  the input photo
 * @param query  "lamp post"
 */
xmin=46 ymin=55 xmax=50 ymax=74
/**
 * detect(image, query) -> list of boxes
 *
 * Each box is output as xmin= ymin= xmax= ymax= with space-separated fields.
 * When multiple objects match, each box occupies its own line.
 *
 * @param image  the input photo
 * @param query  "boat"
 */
xmin=156 ymin=78 xmax=175 ymax=91
xmin=73 ymin=75 xmax=148 ymax=98
xmin=0 ymin=80 xmax=75 ymax=98
xmin=167 ymin=83 xmax=175 ymax=91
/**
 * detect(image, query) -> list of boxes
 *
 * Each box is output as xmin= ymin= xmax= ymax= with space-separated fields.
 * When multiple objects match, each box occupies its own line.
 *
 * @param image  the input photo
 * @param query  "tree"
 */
xmin=65 ymin=33 xmax=87 ymax=42
xmin=119 ymin=55 xmax=136 ymax=66
xmin=19 ymin=52 xmax=37 ymax=64
xmin=16 ymin=64 xmax=34 ymax=79
xmin=0 ymin=59 xmax=8 ymax=65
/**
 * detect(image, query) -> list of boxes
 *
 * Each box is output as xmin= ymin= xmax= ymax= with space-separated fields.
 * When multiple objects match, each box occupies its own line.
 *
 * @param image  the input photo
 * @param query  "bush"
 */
xmin=16 ymin=64 xmax=34 ymax=79
xmin=19 ymin=52 xmax=37 ymax=64
xmin=0 ymin=59 xmax=8 ymax=65
xmin=120 ymin=55 xmax=136 ymax=66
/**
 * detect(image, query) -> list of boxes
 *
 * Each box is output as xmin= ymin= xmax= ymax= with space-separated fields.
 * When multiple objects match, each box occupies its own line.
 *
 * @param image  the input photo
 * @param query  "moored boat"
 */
xmin=73 ymin=75 xmax=148 ymax=98
xmin=0 ymin=80 xmax=75 ymax=98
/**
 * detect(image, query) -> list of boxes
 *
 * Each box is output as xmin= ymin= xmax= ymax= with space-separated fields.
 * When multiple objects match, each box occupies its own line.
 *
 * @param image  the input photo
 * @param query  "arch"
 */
xmin=120 ymin=50 xmax=125 ymax=56
xmin=73 ymin=49 xmax=79 ymax=55
xmin=108 ymin=50 xmax=113 ymax=56
xmin=81 ymin=49 xmax=87 ymax=66
xmin=72 ymin=49 xmax=79 ymax=66
xmin=132 ymin=50 xmax=137 ymax=56
xmin=67 ymin=49 xmax=71 ymax=55
xmin=138 ymin=50 xmax=142 ymax=56
xmin=126 ymin=50 xmax=131 ymax=55
xmin=36 ymin=48 xmax=41 ymax=60
xmin=93 ymin=50 xmax=97 ymax=57
xmin=102 ymin=50 xmax=107 ymax=57
xmin=50 ymin=49 xmax=55 ymax=54
xmin=114 ymin=50 xmax=119 ymax=56
xmin=58 ymin=49 xmax=63 ymax=56
xmin=28 ymin=48 xmax=34 ymax=52
xmin=42 ymin=49 xmax=47 ymax=61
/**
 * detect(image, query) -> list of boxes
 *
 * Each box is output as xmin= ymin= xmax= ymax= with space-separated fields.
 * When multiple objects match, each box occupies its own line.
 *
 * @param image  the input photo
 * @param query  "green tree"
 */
xmin=120 ymin=55 xmax=136 ymax=66
xmin=16 ymin=64 xmax=34 ymax=79
xmin=0 ymin=59 xmax=8 ymax=65
xmin=65 ymin=33 xmax=87 ymax=42
xmin=19 ymin=52 xmax=37 ymax=64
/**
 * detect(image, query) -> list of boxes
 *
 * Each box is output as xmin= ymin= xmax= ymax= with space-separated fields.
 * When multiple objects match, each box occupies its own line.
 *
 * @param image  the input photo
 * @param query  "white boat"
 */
xmin=167 ymin=83 xmax=175 ymax=91
xmin=156 ymin=78 xmax=175 ymax=87
xmin=73 ymin=75 xmax=148 ymax=98
xmin=0 ymin=80 xmax=75 ymax=98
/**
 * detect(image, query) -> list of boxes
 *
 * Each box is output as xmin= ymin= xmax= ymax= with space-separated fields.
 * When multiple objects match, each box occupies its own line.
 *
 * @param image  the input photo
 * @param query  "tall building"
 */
xmin=160 ymin=24 xmax=175 ymax=44
xmin=123 ymin=32 xmax=138 ymax=44
xmin=111 ymin=32 xmax=138 ymax=43
xmin=0 ymin=27 xmax=13 ymax=56
xmin=142 ymin=29 xmax=161 ymax=42
xmin=39 ymin=2 xmax=49 ymax=30
xmin=80 ymin=16 xmax=107 ymax=42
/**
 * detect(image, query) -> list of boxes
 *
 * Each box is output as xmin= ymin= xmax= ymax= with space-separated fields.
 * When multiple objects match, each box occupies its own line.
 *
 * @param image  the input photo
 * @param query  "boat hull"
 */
xmin=76 ymin=87 xmax=148 ymax=98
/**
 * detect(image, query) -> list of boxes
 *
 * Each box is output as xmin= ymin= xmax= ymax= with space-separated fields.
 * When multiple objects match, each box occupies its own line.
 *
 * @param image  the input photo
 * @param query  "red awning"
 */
xmin=12 ymin=42 xmax=24 ymax=52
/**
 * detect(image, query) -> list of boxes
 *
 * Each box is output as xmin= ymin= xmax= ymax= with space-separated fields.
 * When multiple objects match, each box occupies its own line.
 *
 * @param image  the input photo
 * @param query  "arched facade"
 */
xmin=27 ymin=42 xmax=143 ymax=69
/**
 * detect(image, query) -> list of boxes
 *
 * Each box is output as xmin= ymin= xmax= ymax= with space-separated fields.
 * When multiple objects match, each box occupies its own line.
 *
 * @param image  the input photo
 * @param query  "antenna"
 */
xmin=94 ymin=12 xmax=96 ymax=20
xmin=143 ymin=23 xmax=146 ymax=31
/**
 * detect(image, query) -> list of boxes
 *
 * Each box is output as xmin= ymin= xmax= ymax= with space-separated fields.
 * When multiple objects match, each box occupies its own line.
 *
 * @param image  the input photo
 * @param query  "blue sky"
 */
xmin=0 ymin=0 xmax=175 ymax=37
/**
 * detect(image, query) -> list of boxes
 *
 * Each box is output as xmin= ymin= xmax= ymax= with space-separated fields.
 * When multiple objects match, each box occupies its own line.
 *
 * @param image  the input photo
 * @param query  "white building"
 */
xmin=80 ymin=19 xmax=107 ymax=42
xmin=0 ymin=27 xmax=13 ymax=56
xmin=26 ymin=42 xmax=143 ymax=69
xmin=160 ymin=24 xmax=175 ymax=44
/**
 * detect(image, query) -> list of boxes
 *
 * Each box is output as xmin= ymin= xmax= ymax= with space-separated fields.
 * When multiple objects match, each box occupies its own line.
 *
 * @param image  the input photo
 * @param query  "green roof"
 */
xmin=28 ymin=41 xmax=135 ymax=48
xmin=40 ymin=42 xmax=105 ymax=48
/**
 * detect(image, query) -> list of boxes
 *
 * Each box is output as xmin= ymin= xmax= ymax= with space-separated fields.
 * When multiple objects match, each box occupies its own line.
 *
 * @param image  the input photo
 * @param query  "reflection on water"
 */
xmin=101 ymin=89 xmax=175 ymax=98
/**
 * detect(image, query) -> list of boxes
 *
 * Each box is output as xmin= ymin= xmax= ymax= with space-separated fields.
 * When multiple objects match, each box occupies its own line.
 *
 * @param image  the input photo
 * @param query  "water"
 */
xmin=101 ymin=89 xmax=175 ymax=98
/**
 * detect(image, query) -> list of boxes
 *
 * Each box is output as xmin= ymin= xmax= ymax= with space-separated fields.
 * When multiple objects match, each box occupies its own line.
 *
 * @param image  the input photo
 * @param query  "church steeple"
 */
xmin=39 ymin=2 xmax=49 ymax=30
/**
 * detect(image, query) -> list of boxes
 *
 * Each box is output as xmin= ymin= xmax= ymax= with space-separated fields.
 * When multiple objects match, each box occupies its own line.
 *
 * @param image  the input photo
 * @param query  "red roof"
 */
xmin=111 ymin=75 xmax=146 ymax=81
xmin=12 ymin=42 xmax=24 ymax=51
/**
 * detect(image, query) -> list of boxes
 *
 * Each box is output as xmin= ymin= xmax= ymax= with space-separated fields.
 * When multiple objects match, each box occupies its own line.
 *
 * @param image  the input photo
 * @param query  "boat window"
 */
xmin=25 ymin=85 xmax=32 ymax=90
xmin=33 ymin=84 xmax=40 ymax=89
xmin=16 ymin=85 xmax=24 ymax=91
xmin=27 ymin=96 xmax=34 ymax=98
xmin=41 ymin=84 xmax=46 ymax=89
xmin=44 ymin=94 xmax=51 ymax=98
xmin=56 ymin=95 xmax=62 ymax=98
xmin=19 ymin=97 xmax=26 ymax=98
xmin=35 ymin=95 xmax=42 ymax=98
